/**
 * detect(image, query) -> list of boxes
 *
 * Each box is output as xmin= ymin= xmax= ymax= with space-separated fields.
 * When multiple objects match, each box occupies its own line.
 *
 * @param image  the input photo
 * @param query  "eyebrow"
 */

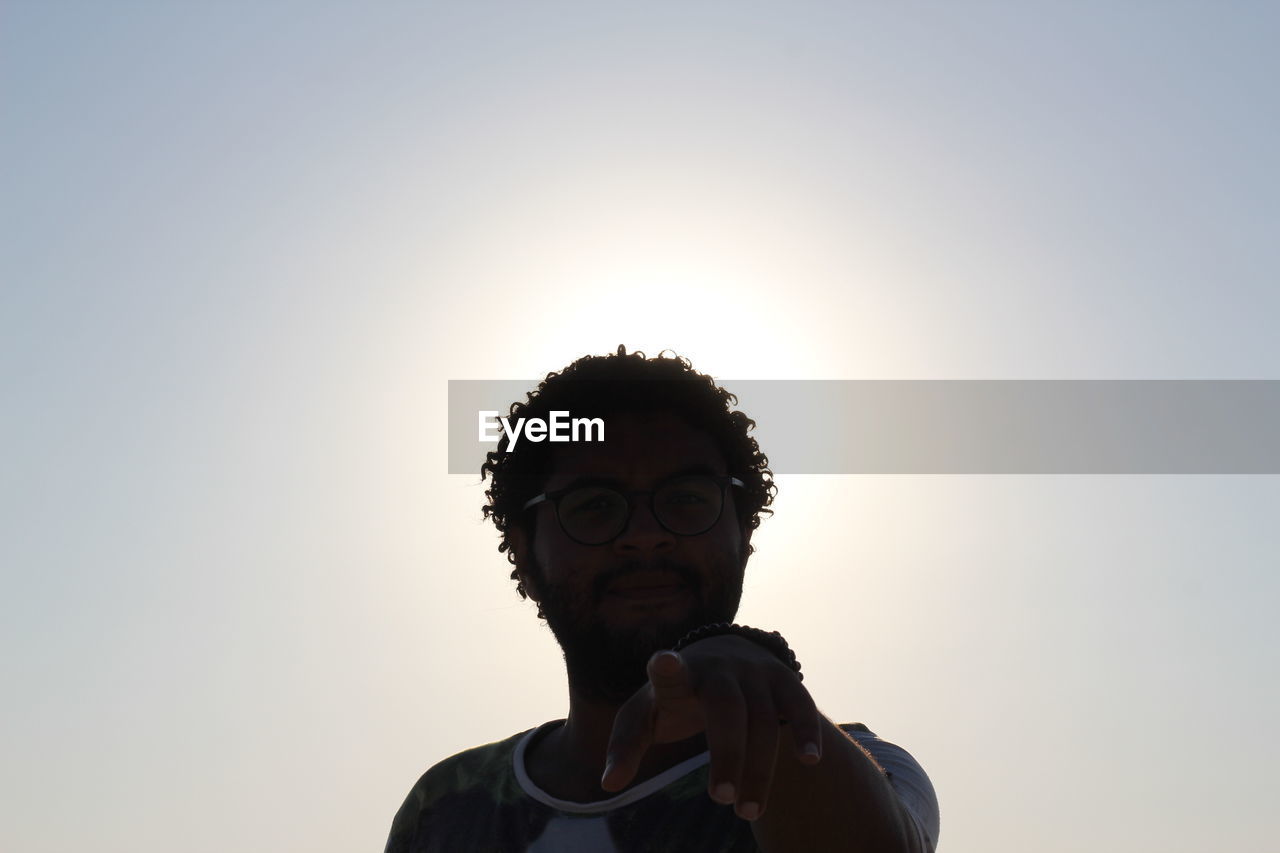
xmin=553 ymin=464 xmax=723 ymax=494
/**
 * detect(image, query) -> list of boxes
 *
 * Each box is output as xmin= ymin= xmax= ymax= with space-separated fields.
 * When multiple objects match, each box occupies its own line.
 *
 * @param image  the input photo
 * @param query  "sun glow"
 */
xmin=426 ymin=161 xmax=914 ymax=378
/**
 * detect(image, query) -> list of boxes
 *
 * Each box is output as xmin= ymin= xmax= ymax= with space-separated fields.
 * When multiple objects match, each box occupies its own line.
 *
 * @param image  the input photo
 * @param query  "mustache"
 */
xmin=591 ymin=557 xmax=701 ymax=601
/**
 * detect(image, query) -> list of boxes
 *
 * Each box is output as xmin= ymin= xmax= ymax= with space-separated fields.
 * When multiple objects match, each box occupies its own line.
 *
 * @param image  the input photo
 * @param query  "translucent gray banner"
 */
xmin=448 ymin=380 xmax=1280 ymax=474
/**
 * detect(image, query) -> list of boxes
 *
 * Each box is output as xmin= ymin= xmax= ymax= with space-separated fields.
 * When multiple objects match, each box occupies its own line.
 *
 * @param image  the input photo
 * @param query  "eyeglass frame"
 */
xmin=521 ymin=474 xmax=746 ymax=546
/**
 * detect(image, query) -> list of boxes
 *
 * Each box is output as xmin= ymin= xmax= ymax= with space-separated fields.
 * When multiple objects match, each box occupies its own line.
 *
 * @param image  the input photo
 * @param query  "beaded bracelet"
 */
xmin=671 ymin=622 xmax=804 ymax=682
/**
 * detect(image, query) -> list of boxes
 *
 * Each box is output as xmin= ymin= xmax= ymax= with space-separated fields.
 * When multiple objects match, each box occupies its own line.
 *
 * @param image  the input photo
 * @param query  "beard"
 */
xmin=530 ymin=551 xmax=745 ymax=704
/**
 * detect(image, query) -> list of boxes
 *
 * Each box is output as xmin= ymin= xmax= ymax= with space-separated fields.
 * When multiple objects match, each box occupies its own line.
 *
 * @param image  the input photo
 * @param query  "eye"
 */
xmin=664 ymin=490 xmax=709 ymax=505
xmin=658 ymin=476 xmax=720 ymax=505
xmin=562 ymin=489 xmax=623 ymax=516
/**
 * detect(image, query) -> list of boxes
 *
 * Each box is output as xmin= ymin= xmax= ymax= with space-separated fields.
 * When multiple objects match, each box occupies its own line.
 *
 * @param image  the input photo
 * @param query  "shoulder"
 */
xmin=837 ymin=723 xmax=941 ymax=852
xmin=385 ymin=729 xmax=536 ymax=853
xmin=395 ymin=729 xmax=532 ymax=811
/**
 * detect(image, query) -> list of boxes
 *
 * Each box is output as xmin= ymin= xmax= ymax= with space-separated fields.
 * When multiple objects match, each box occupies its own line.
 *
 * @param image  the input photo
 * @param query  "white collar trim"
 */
xmin=513 ymin=720 xmax=710 ymax=814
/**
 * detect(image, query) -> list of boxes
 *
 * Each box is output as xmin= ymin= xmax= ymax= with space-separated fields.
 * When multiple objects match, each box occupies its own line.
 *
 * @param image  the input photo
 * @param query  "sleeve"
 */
xmin=384 ymin=774 xmax=430 ymax=853
xmin=383 ymin=730 xmax=544 ymax=853
xmin=843 ymin=726 xmax=940 ymax=853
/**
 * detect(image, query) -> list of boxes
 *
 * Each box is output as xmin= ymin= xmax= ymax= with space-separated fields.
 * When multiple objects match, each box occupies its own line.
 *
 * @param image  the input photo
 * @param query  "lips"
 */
xmin=606 ymin=571 xmax=690 ymax=601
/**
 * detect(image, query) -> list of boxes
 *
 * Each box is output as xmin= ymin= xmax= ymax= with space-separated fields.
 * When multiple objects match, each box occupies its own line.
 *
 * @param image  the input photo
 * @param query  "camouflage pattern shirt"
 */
xmin=385 ymin=721 xmax=939 ymax=853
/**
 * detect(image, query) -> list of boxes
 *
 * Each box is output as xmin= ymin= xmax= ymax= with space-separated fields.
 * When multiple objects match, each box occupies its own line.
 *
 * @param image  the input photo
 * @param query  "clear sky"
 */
xmin=3 ymin=3 xmax=1277 ymax=852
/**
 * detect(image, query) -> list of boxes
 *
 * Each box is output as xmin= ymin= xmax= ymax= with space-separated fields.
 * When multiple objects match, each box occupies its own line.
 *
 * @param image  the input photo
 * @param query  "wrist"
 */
xmin=671 ymin=623 xmax=803 ymax=681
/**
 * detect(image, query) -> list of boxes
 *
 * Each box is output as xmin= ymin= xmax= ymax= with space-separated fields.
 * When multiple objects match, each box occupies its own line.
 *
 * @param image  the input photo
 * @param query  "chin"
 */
xmin=555 ymin=616 xmax=695 ymax=703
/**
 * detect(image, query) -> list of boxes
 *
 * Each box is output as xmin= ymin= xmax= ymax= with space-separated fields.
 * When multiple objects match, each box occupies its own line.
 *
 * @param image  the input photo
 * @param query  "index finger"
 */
xmin=601 ymin=687 xmax=655 ymax=792
xmin=601 ymin=650 xmax=695 ymax=791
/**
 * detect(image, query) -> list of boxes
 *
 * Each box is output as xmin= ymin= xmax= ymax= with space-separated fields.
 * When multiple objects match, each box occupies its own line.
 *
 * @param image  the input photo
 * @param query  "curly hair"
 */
xmin=481 ymin=346 xmax=776 ymax=604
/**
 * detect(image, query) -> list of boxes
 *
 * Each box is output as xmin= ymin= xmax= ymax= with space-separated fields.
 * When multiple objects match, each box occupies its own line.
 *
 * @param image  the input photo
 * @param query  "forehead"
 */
xmin=543 ymin=411 xmax=728 ymax=490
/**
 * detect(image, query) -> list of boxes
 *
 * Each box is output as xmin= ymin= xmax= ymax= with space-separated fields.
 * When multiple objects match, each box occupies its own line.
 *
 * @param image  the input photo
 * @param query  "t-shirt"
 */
xmin=385 ymin=721 xmax=939 ymax=853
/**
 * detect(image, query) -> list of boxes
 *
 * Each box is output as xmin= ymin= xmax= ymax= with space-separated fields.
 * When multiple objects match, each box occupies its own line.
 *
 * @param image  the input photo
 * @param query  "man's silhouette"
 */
xmin=386 ymin=348 xmax=939 ymax=852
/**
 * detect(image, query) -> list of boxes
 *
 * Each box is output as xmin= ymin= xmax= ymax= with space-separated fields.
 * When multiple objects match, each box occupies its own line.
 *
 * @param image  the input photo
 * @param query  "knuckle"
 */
xmin=701 ymin=683 xmax=742 ymax=707
xmin=700 ymin=670 xmax=739 ymax=694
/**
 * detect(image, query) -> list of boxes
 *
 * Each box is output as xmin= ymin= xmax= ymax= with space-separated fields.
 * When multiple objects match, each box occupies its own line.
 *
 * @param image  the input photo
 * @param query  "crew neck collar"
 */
xmin=512 ymin=720 xmax=710 ymax=814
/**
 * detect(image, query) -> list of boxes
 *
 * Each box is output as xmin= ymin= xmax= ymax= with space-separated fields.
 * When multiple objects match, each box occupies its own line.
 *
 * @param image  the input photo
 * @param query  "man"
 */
xmin=386 ymin=348 xmax=939 ymax=852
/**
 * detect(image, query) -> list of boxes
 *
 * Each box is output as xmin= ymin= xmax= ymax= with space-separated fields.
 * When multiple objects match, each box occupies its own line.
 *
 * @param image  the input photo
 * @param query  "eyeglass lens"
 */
xmin=556 ymin=476 xmax=725 ymax=544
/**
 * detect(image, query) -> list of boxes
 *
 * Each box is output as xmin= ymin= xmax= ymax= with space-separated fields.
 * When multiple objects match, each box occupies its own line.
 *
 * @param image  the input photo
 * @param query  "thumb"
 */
xmin=647 ymin=650 xmax=694 ymax=700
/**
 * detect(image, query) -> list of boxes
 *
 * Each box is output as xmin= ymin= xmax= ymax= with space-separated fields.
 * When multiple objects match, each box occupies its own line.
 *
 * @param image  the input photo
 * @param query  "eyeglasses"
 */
xmin=522 ymin=474 xmax=745 ymax=546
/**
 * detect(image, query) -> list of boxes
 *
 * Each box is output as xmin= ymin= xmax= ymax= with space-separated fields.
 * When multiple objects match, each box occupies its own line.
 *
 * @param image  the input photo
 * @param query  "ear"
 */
xmin=508 ymin=524 xmax=543 ymax=603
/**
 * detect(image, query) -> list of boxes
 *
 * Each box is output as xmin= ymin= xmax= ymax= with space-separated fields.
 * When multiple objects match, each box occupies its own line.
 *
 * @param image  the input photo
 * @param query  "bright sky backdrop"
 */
xmin=3 ymin=4 xmax=1277 ymax=852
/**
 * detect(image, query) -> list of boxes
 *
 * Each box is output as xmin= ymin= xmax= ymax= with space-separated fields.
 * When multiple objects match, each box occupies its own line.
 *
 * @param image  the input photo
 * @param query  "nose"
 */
xmin=612 ymin=497 xmax=676 ymax=555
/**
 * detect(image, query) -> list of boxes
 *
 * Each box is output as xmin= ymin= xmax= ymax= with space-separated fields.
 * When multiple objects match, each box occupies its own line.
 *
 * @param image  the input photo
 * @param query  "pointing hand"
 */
xmin=600 ymin=635 xmax=822 ymax=821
